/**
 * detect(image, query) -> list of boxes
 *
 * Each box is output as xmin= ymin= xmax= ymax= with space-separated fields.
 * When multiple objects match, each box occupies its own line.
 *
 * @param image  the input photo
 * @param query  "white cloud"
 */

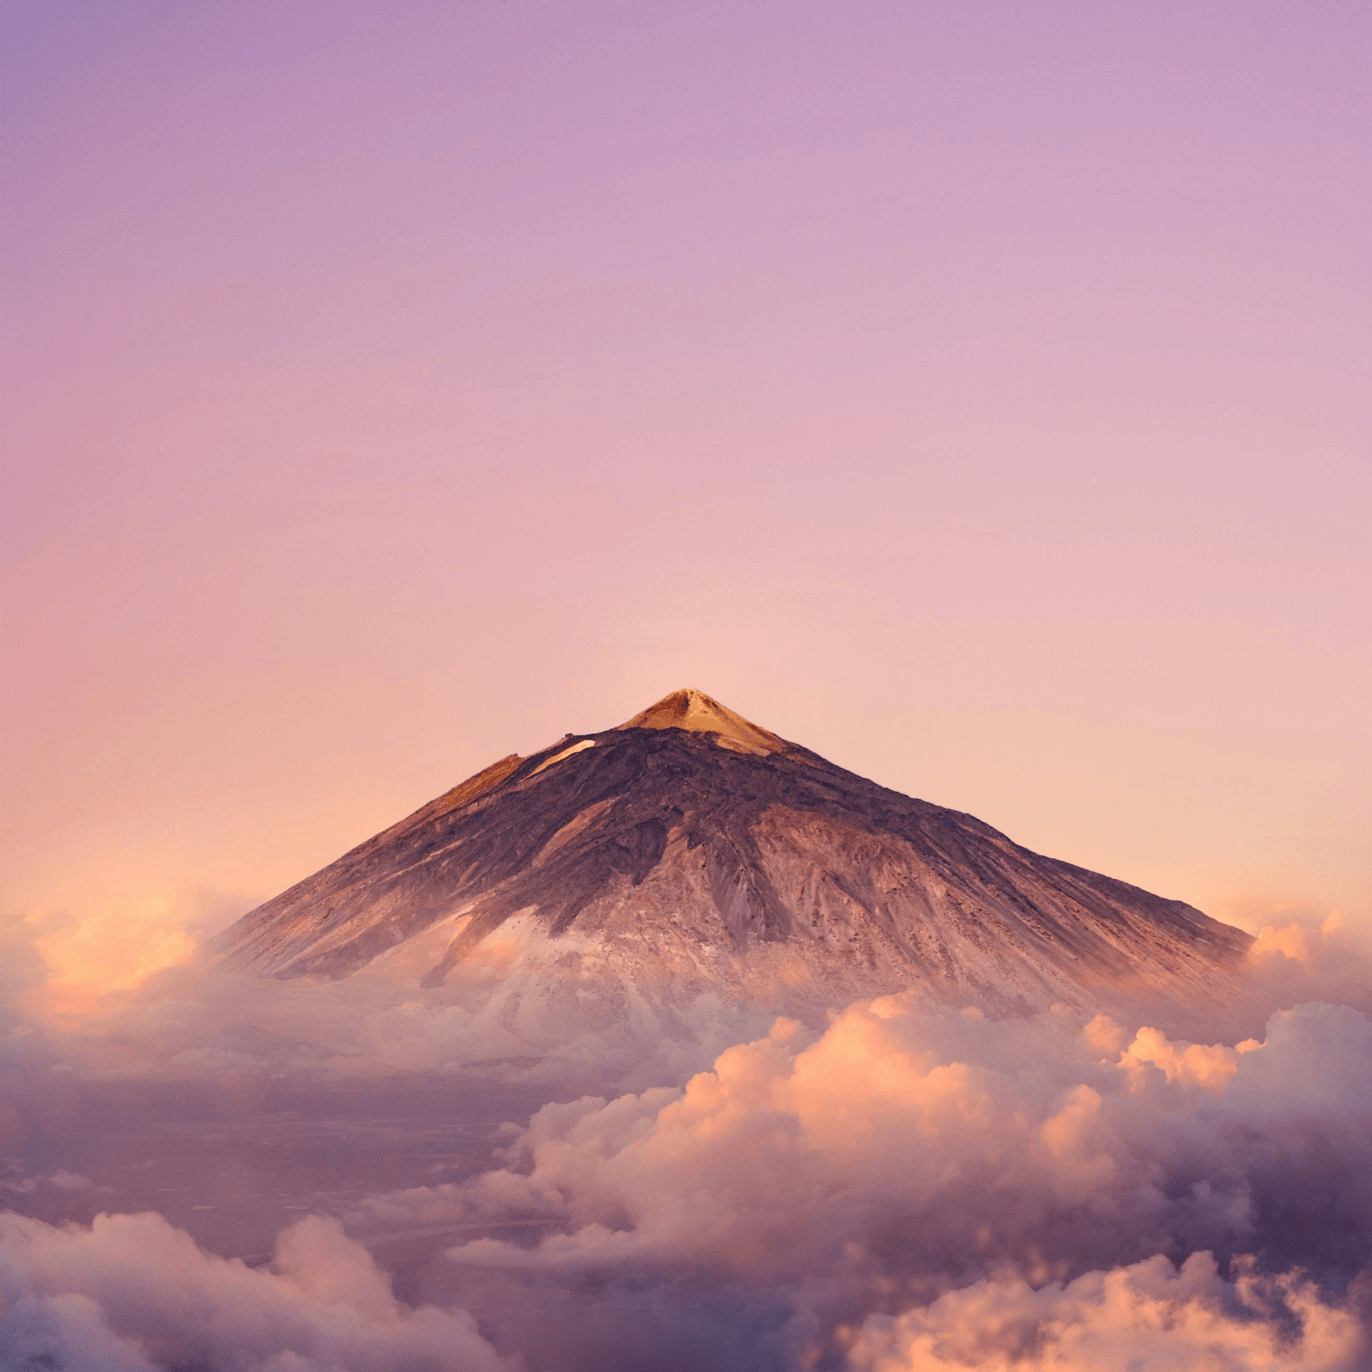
xmin=362 ymin=1001 xmax=1367 ymax=1285
xmin=0 ymin=1210 xmax=510 ymax=1372
xmin=338 ymin=998 xmax=1372 ymax=1365
xmin=3 ymin=994 xmax=1369 ymax=1367
xmin=844 ymin=1252 xmax=1366 ymax=1371
xmin=4 ymin=893 xmax=1372 ymax=1368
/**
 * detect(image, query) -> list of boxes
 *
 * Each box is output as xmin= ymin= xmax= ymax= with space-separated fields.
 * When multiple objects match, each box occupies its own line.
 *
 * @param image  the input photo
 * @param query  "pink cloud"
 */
xmin=0 ymin=1211 xmax=509 ymax=1372
xmin=846 ymin=1252 xmax=1366 ymax=1372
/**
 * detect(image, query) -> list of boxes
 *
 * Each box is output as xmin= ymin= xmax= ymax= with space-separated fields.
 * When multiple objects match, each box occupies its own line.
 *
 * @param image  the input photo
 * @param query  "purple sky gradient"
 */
xmin=3 ymin=1 xmax=1369 ymax=935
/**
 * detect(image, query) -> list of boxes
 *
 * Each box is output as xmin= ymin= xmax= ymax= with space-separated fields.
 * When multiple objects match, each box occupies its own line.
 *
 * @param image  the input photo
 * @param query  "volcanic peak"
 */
xmin=216 ymin=687 xmax=1257 ymax=1039
xmin=616 ymin=688 xmax=787 ymax=756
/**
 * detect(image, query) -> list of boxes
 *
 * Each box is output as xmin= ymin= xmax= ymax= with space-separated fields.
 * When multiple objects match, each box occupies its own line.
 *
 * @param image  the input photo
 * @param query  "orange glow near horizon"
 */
xmin=3 ymin=1 xmax=1368 ymax=1007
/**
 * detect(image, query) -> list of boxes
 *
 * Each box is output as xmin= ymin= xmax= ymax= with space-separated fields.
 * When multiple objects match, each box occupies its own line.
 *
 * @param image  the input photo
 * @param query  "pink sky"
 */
xmin=3 ymin=0 xmax=1368 ymax=945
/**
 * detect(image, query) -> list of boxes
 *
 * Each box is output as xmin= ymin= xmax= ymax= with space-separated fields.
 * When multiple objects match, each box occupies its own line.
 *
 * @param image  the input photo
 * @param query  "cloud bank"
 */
xmin=3 ymin=903 xmax=1371 ymax=1368
xmin=845 ymin=1253 xmax=1366 ymax=1371
xmin=0 ymin=1211 xmax=508 ymax=1372
xmin=4 ymin=898 xmax=1369 ymax=1095
xmin=344 ymin=996 xmax=1372 ymax=1367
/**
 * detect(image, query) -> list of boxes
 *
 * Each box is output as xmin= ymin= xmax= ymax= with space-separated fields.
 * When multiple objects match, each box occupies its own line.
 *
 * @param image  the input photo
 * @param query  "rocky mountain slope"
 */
xmin=216 ymin=691 xmax=1254 ymax=1031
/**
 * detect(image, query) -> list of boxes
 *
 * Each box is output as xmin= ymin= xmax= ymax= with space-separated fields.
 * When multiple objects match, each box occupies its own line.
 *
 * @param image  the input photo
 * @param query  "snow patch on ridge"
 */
xmin=532 ymin=740 xmax=596 ymax=773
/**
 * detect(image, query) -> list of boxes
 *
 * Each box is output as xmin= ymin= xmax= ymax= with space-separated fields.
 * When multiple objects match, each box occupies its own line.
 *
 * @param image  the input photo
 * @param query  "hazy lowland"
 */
xmin=4 ymin=695 xmax=1371 ymax=1370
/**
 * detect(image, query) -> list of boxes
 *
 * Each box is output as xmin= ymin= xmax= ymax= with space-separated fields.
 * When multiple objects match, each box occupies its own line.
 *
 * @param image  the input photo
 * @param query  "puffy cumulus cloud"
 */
xmin=1240 ymin=908 xmax=1372 ymax=1020
xmin=4 ymin=910 xmax=1371 ymax=1370
xmin=844 ymin=1253 xmax=1367 ymax=1372
xmin=1119 ymin=1023 xmax=1262 ymax=1094
xmin=0 ymin=1210 xmax=509 ymax=1372
xmin=336 ymin=998 xmax=1372 ymax=1364
xmin=369 ymin=1001 xmax=1372 ymax=1282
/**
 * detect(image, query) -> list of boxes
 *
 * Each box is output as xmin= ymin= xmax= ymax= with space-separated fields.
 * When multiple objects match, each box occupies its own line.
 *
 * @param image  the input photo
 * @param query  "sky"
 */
xmin=3 ymin=0 xmax=1369 ymax=962
xmin=3 ymin=7 xmax=1372 ymax=1366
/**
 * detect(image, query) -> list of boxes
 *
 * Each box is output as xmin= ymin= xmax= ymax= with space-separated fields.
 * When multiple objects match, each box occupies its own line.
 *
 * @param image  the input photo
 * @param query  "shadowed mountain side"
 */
xmin=216 ymin=691 xmax=1253 ymax=1028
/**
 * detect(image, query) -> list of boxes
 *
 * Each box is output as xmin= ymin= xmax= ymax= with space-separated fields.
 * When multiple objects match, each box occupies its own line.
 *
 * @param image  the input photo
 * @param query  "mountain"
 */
xmin=216 ymin=690 xmax=1254 ymax=1032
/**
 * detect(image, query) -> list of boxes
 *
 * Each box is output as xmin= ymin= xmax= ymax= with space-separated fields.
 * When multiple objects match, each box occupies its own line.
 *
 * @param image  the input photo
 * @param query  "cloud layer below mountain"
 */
xmin=3 ymin=906 xmax=1370 ymax=1370
xmin=1 ymin=1210 xmax=509 ymax=1372
xmin=330 ymin=995 xmax=1367 ymax=1364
